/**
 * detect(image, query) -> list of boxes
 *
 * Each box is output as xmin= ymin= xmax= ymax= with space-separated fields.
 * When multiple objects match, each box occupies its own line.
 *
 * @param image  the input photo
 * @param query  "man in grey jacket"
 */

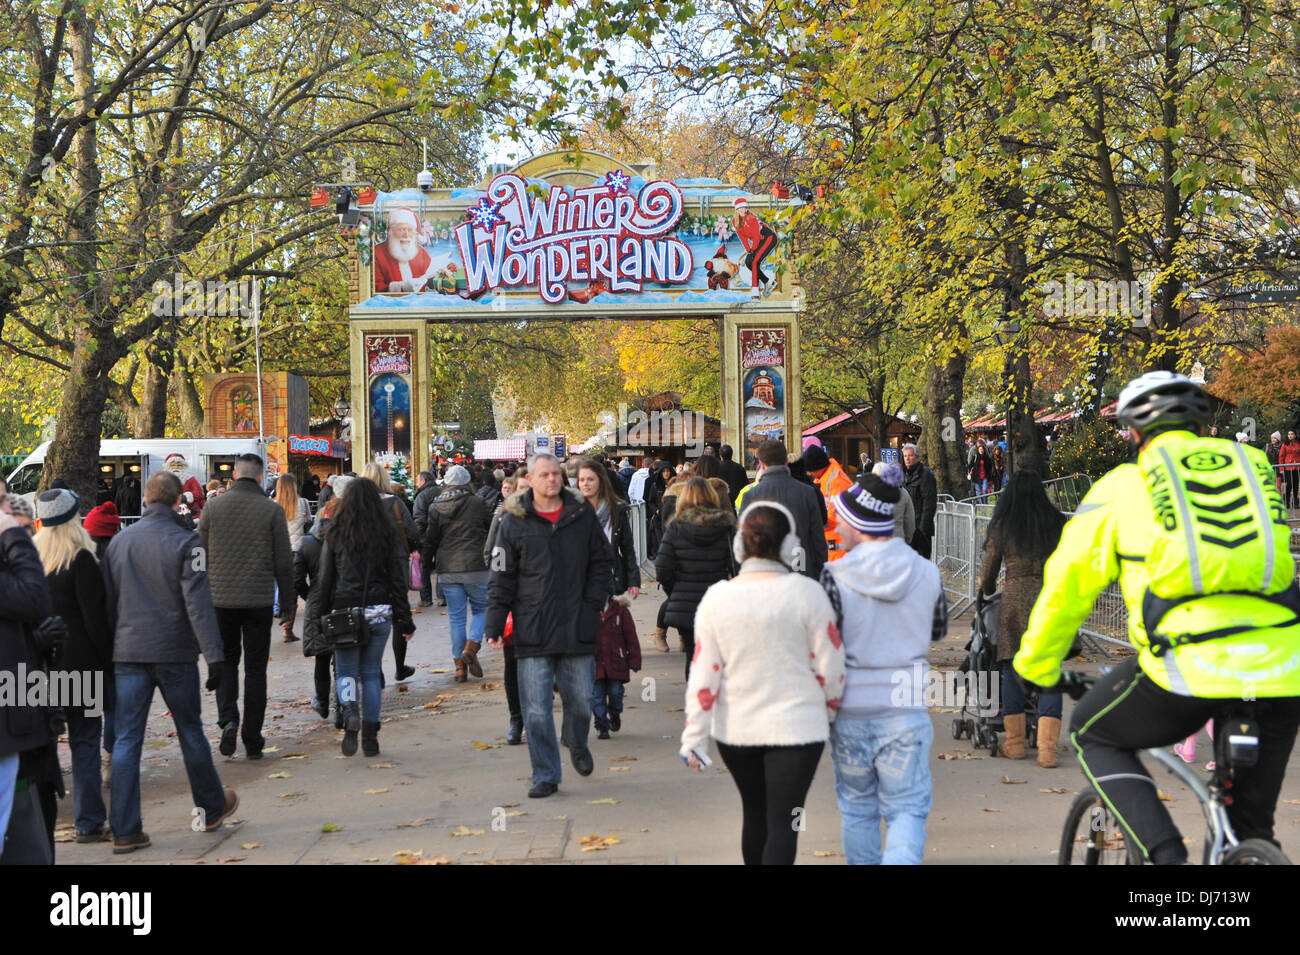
xmin=104 ymin=471 xmax=238 ymax=854
xmin=199 ymin=453 xmax=294 ymax=760
xmin=738 ymin=439 xmax=828 ymax=579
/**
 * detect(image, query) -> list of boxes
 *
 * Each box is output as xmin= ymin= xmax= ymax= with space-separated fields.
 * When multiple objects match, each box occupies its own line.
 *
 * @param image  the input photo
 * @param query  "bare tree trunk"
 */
xmin=170 ymin=361 xmax=206 ymax=436
xmin=1005 ymin=346 xmax=1046 ymax=478
xmin=922 ymin=338 xmax=968 ymax=497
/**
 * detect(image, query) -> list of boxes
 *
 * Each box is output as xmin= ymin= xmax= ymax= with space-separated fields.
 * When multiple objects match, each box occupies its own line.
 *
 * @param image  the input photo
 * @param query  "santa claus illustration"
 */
xmin=165 ymin=453 xmax=206 ymax=518
xmin=373 ymin=208 xmax=436 ymax=293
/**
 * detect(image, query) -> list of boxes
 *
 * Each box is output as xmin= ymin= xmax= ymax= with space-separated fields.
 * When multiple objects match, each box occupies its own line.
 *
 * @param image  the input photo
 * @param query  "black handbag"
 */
xmin=320 ymin=552 xmax=372 ymax=650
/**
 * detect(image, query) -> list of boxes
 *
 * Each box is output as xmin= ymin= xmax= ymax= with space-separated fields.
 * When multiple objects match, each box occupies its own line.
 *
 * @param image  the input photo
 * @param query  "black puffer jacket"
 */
xmin=654 ymin=505 xmax=737 ymax=630
xmin=294 ymin=518 xmax=330 ymax=656
xmin=484 ymin=487 xmax=614 ymax=659
xmin=424 ymin=485 xmax=492 ymax=574
xmin=305 ymin=528 xmax=414 ymax=640
xmin=0 ymin=526 xmax=52 ymax=758
xmin=609 ymin=502 xmax=641 ymax=594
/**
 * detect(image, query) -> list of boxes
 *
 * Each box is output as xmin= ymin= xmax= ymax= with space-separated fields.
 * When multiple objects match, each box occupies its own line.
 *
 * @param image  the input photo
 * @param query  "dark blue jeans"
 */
xmin=335 ymin=619 xmax=391 ymax=724
xmin=591 ymin=678 xmax=626 ymax=731
xmin=517 ymin=654 xmax=594 ymax=786
xmin=111 ymin=663 xmax=226 ymax=839
xmin=66 ymin=709 xmax=107 ymax=834
xmin=1001 ymin=661 xmax=1062 ymax=719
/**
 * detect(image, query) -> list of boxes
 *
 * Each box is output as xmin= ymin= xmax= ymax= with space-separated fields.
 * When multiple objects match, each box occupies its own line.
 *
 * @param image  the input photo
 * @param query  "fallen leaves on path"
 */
xmin=397 ymin=685 xmax=409 ymax=693
xmin=666 ymin=707 xmax=683 ymax=712
xmin=609 ymin=756 xmax=637 ymax=762
xmin=268 ymin=771 xmax=292 ymax=779
xmin=982 ymin=808 xmax=1001 ymax=813
xmin=609 ymin=766 xmax=629 ymax=772
xmin=368 ymin=763 xmax=396 ymax=769
xmin=365 ymin=788 xmax=390 ymax=795
xmin=1158 ymin=790 xmax=1174 ymax=803
xmin=393 ymin=849 xmax=423 ymax=860
xmin=396 ymin=818 xmax=430 ymax=829
xmin=282 ymin=753 xmax=308 ymax=760
xmin=1000 ymin=776 xmax=1027 ymax=785
xmin=422 ymin=700 xmax=443 ymax=710
xmin=578 ymin=834 xmax=620 ymax=852
xmin=474 ymin=741 xmax=502 ymax=750
xmin=217 ymin=857 xmax=246 ymax=863
xmin=429 ymin=668 xmax=450 ymax=674
xmin=1040 ymin=787 xmax=1069 ymax=794
xmin=589 ymin=797 xmax=620 ymax=805
xmin=241 ymin=842 xmax=261 ymax=850
xmin=277 ymin=792 xmax=304 ymax=798
xmin=449 ymin=825 xmax=486 ymax=837
xmin=809 ymin=849 xmax=840 ymax=857
xmin=936 ymin=752 xmax=983 ymax=760
xmin=321 ymin=823 xmax=343 ymax=833
xmin=263 ymin=746 xmax=280 ymax=753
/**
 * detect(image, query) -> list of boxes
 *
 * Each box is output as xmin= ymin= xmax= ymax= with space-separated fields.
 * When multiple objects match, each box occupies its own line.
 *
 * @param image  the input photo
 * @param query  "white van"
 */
xmin=4 ymin=438 xmax=264 ymax=511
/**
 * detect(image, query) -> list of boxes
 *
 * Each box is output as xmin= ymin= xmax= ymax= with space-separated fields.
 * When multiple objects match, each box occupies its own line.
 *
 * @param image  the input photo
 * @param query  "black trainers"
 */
xmin=610 ymin=712 xmax=621 ymax=732
xmin=395 ymin=664 xmax=416 ymax=682
xmin=571 ymin=747 xmax=594 ymax=776
xmin=219 ymin=723 xmax=237 ymax=757
xmin=597 ymin=727 xmax=610 ymax=740
xmin=528 ymin=781 xmax=558 ymax=798
xmin=506 ymin=717 xmax=524 ymax=745
xmin=76 ymin=826 xmax=111 ymax=844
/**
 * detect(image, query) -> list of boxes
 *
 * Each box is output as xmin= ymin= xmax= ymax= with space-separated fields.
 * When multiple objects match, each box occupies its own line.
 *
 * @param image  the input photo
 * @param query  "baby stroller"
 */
xmin=951 ymin=590 xmax=1038 ymax=756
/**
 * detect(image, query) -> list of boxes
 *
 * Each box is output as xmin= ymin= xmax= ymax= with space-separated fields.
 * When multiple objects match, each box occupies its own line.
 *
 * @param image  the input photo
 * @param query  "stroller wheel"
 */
xmin=952 ymin=719 xmax=963 ymax=740
xmin=988 ymin=731 xmax=1000 ymax=757
xmin=974 ymin=725 xmax=986 ymax=746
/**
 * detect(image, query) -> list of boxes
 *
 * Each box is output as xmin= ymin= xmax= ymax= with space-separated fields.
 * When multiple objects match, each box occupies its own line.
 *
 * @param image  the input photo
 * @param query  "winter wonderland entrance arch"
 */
xmin=345 ymin=151 xmax=803 ymax=475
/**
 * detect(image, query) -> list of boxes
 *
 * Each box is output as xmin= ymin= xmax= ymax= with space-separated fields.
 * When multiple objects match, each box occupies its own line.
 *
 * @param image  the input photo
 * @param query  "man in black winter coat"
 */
xmin=901 ymin=443 xmax=938 ymax=558
xmin=738 ymin=440 xmax=828 ymax=579
xmin=718 ymin=444 xmax=750 ymax=504
xmin=411 ymin=470 xmax=439 ymax=607
xmin=484 ymin=453 xmax=612 ymax=799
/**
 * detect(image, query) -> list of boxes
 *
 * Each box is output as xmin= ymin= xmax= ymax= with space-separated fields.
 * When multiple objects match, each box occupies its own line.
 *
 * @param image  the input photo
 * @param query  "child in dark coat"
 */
xmin=592 ymin=595 xmax=641 ymax=739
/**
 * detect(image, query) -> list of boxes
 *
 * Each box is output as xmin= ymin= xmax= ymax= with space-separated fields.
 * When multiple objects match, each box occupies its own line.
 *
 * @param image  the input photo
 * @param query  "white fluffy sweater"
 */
xmin=680 ymin=559 xmax=845 ymax=759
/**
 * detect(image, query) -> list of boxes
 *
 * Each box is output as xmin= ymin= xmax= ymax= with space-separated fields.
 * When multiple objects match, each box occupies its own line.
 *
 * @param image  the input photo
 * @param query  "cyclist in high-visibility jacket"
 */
xmin=1015 ymin=371 xmax=1300 ymax=864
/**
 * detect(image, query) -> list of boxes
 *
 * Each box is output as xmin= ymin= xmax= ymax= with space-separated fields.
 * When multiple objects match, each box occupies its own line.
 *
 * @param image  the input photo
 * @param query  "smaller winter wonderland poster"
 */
xmin=739 ymin=328 xmax=788 ymax=469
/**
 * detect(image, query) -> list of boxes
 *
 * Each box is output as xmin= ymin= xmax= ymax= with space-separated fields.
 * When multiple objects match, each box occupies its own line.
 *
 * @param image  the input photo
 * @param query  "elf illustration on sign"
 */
xmin=454 ymin=171 xmax=695 ymax=304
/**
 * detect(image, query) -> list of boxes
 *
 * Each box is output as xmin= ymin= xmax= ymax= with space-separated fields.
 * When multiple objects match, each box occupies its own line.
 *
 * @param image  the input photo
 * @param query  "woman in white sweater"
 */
xmin=680 ymin=501 xmax=845 ymax=865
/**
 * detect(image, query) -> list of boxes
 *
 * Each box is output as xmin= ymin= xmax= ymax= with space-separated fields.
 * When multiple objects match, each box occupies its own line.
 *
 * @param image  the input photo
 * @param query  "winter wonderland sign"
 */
xmin=453 ymin=172 xmax=693 ymax=304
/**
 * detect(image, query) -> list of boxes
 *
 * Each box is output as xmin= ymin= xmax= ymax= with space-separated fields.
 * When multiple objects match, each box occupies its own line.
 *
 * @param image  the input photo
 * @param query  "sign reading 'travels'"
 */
xmin=454 ymin=172 xmax=693 ymax=304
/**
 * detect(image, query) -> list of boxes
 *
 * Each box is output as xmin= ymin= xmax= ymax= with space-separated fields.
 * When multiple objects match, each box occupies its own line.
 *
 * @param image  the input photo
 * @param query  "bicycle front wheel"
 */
xmin=1222 ymin=839 xmax=1291 ymax=865
xmin=1059 ymin=791 xmax=1142 ymax=865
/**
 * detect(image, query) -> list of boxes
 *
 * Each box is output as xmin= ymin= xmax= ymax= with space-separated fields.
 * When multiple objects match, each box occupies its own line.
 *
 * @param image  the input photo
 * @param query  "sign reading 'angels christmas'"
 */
xmin=453 ymin=172 xmax=694 ymax=304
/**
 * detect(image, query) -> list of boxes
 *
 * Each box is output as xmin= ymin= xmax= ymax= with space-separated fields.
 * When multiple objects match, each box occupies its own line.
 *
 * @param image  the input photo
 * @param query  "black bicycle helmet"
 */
xmin=1114 ymin=371 xmax=1212 ymax=434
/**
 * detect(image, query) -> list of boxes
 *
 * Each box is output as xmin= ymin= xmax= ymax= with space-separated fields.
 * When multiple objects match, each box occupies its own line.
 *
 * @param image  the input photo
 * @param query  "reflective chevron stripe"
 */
xmin=1157 ymin=445 xmax=1202 ymax=593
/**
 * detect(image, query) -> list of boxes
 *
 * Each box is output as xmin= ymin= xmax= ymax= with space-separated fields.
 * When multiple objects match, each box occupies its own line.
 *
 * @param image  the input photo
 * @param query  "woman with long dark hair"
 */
xmin=978 ymin=471 xmax=1067 ymax=766
xmin=575 ymin=458 xmax=640 ymax=600
xmin=305 ymin=479 xmax=413 ymax=757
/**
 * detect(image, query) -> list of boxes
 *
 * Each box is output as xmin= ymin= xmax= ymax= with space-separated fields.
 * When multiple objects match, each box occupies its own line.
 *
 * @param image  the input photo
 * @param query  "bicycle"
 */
xmin=1055 ymin=672 xmax=1291 ymax=866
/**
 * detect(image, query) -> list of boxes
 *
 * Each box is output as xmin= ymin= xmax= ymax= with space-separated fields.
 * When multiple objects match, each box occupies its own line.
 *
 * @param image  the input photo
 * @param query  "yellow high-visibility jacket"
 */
xmin=1014 ymin=431 xmax=1300 ymax=698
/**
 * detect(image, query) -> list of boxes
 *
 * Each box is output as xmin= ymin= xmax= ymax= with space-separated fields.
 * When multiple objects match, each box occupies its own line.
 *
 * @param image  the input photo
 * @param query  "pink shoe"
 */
xmin=1173 ymin=741 xmax=1196 ymax=764
xmin=1205 ymin=760 xmax=1216 ymax=772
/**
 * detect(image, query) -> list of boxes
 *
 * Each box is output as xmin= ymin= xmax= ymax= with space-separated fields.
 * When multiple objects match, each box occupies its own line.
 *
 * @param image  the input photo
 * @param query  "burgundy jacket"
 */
xmin=595 ymin=602 xmax=641 ymax=682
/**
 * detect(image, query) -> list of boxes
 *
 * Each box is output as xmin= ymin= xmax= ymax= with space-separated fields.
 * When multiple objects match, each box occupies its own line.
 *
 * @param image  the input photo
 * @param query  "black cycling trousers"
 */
xmin=1070 ymin=655 xmax=1300 ymax=861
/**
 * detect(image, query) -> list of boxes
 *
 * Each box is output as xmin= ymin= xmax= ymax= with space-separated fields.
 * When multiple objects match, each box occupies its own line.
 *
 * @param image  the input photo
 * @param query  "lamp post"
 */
xmin=384 ymin=381 xmax=396 ymax=454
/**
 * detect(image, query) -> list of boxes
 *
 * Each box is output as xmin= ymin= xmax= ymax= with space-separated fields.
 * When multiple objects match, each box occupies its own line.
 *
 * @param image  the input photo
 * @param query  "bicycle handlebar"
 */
xmin=1056 ymin=672 xmax=1095 ymax=701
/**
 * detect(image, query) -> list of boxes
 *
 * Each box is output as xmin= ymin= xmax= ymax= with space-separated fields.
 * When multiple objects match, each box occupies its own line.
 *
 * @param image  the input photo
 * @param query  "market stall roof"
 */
xmin=473 ymin=438 xmax=528 ymax=460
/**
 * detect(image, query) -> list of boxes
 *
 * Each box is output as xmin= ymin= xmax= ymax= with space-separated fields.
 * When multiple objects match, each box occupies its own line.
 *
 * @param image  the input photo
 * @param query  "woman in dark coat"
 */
xmin=575 ymin=458 xmax=641 ymax=597
xmin=305 ymin=479 xmax=413 ymax=758
xmin=979 ymin=471 xmax=1067 ymax=766
xmin=33 ymin=494 xmax=113 ymax=842
xmin=654 ymin=477 xmax=737 ymax=680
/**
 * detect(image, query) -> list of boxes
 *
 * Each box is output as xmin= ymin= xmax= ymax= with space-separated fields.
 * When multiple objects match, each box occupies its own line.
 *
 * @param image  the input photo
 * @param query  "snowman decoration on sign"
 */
xmin=165 ymin=453 xmax=207 ymax=519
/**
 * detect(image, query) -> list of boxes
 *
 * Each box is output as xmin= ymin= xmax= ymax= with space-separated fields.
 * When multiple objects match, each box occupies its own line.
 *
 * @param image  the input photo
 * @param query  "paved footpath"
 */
xmin=54 ymin=584 xmax=1300 ymax=865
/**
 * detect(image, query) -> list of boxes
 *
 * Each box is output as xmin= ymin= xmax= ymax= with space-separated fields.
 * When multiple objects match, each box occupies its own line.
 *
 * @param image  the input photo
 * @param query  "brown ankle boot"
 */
xmin=653 ymin=628 xmax=669 ymax=653
xmin=1037 ymin=716 xmax=1061 ymax=768
xmin=999 ymin=713 xmax=1027 ymax=759
xmin=461 ymin=640 xmax=483 ymax=678
xmin=453 ymin=659 xmax=467 ymax=683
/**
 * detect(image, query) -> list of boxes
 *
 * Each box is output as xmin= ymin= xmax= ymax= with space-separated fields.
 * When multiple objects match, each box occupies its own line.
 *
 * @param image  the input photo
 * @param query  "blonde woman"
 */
xmin=362 ymin=461 xmax=420 ymax=681
xmin=33 ymin=489 xmax=114 ymax=843
xmin=274 ymin=474 xmax=311 ymax=552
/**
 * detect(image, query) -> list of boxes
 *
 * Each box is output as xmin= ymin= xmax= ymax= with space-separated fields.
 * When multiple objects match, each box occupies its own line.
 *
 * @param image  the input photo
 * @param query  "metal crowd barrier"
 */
xmin=626 ymin=499 xmax=654 ymax=581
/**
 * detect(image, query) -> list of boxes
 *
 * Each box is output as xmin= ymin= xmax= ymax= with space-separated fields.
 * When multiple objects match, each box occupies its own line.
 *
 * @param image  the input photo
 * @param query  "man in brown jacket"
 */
xmin=198 ymin=453 xmax=295 ymax=760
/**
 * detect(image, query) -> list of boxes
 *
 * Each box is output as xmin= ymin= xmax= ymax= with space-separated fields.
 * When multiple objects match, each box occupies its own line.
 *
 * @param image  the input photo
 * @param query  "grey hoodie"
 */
xmin=821 ymin=537 xmax=946 ymax=717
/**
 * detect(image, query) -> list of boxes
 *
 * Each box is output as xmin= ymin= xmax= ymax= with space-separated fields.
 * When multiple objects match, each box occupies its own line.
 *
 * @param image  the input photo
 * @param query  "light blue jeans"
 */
xmin=335 ymin=619 xmax=391 ymax=724
xmin=517 ymin=654 xmax=595 ymax=786
xmin=0 ymin=752 xmax=18 ymax=844
xmin=830 ymin=711 xmax=933 ymax=865
xmin=443 ymin=581 xmax=488 ymax=660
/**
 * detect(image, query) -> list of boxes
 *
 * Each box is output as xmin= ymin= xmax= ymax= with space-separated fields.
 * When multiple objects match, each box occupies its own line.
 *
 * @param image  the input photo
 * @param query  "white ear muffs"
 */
xmin=737 ymin=500 xmax=804 ymax=571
